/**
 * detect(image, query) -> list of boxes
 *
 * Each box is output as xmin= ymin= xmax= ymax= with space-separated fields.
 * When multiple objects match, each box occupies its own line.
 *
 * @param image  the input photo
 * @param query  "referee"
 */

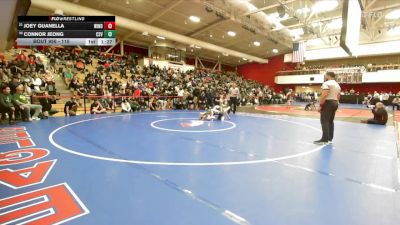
xmin=314 ymin=72 xmax=341 ymax=145
xmin=229 ymin=83 xmax=240 ymax=114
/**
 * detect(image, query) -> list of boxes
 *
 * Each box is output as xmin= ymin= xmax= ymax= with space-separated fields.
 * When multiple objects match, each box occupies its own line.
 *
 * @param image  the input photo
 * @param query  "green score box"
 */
xmin=103 ymin=30 xmax=116 ymax=38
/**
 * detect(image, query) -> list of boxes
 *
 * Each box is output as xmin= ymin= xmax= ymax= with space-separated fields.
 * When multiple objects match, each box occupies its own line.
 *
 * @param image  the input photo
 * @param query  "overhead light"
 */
xmin=142 ymin=31 xmax=148 ymax=36
xmin=227 ymin=31 xmax=236 ymax=37
xmin=194 ymin=45 xmax=201 ymax=49
xmin=388 ymin=26 xmax=400 ymax=36
xmin=209 ymin=34 xmax=213 ymax=38
xmin=326 ymin=18 xmax=342 ymax=30
xmin=253 ymin=41 xmax=260 ymax=46
xmin=189 ymin=15 xmax=200 ymax=23
xmin=385 ymin=9 xmax=400 ymax=20
xmin=242 ymin=58 xmax=248 ymax=61
xmin=125 ymin=0 xmax=130 ymax=5
xmin=311 ymin=0 xmax=338 ymax=13
xmin=222 ymin=52 xmax=229 ymax=56
xmin=156 ymin=36 xmax=165 ymax=40
xmin=272 ymin=49 xmax=279 ymax=53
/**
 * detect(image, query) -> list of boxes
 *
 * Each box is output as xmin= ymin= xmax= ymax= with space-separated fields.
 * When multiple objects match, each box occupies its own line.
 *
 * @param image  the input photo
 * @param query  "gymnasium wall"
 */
xmin=294 ymin=84 xmax=399 ymax=94
xmin=304 ymin=54 xmax=400 ymax=93
xmin=305 ymin=54 xmax=400 ymax=67
xmin=237 ymin=54 xmax=296 ymax=91
xmin=185 ymin=57 xmax=236 ymax=72
xmin=238 ymin=53 xmax=400 ymax=93
xmin=339 ymin=83 xmax=399 ymax=94
xmin=295 ymin=85 xmax=320 ymax=93
xmin=100 ymin=44 xmax=148 ymax=57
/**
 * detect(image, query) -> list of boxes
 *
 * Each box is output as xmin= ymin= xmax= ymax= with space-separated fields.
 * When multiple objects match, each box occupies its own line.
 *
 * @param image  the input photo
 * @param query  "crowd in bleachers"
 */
xmin=1 ymin=46 xmax=296 ymax=123
xmin=2 ymin=46 xmax=399 ymax=125
xmin=55 ymin=47 xmax=296 ymax=114
xmin=278 ymin=62 xmax=400 ymax=76
xmin=0 ymin=49 xmax=60 ymax=124
xmin=362 ymin=91 xmax=400 ymax=110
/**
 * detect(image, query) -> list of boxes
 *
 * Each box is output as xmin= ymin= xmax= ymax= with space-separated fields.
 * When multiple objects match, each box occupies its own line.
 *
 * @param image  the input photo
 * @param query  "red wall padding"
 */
xmin=237 ymin=54 xmax=296 ymax=91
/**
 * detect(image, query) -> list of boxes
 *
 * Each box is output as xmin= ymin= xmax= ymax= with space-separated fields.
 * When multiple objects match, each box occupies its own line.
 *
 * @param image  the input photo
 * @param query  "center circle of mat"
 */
xmin=150 ymin=117 xmax=236 ymax=132
xmin=49 ymin=112 xmax=325 ymax=166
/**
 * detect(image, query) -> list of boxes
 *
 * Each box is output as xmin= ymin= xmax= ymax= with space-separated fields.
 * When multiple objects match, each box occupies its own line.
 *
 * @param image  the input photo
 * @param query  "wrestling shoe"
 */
xmin=313 ymin=140 xmax=328 ymax=145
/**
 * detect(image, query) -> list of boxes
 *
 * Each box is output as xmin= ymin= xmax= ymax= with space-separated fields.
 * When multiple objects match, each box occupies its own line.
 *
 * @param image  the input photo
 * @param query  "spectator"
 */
xmin=129 ymin=99 xmax=140 ymax=112
xmin=32 ymin=74 xmax=43 ymax=92
xmin=0 ymin=86 xmax=17 ymax=124
xmin=90 ymin=99 xmax=107 ymax=114
xmin=121 ymin=99 xmax=131 ymax=113
xmin=13 ymin=85 xmax=42 ymax=121
xmin=21 ymin=81 xmax=32 ymax=96
xmin=392 ymin=96 xmax=400 ymax=111
xmin=9 ymin=76 xmax=21 ymax=94
xmin=64 ymin=96 xmax=79 ymax=116
xmin=63 ymin=68 xmax=73 ymax=84
xmin=149 ymin=97 xmax=158 ymax=111
xmin=38 ymin=91 xmax=58 ymax=118
xmin=382 ymin=92 xmax=390 ymax=106
xmin=361 ymin=102 xmax=388 ymax=125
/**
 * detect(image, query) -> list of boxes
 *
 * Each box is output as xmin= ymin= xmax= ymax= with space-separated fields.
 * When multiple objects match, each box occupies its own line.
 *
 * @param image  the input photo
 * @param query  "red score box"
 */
xmin=104 ymin=21 xmax=116 ymax=30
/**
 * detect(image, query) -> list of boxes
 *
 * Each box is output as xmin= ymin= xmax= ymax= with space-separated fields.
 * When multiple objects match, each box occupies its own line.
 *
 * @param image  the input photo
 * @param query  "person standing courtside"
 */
xmin=229 ymin=83 xmax=240 ymax=114
xmin=314 ymin=72 xmax=341 ymax=145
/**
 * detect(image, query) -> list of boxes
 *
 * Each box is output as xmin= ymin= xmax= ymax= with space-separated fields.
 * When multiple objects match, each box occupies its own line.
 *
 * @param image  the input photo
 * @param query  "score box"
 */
xmin=104 ymin=21 xmax=115 ymax=30
xmin=103 ymin=30 xmax=116 ymax=38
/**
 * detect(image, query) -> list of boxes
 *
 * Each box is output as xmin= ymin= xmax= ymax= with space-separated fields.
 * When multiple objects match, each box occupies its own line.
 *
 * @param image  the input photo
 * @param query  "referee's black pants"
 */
xmin=229 ymin=97 xmax=238 ymax=114
xmin=320 ymin=100 xmax=338 ymax=141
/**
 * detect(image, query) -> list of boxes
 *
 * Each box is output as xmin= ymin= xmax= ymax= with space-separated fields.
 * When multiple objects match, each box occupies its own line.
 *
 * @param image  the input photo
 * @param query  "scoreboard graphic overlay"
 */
xmin=17 ymin=16 xmax=116 ymax=46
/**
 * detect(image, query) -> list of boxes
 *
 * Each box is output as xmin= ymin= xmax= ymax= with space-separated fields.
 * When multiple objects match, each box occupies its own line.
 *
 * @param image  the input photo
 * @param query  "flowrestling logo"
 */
xmin=0 ymin=127 xmax=89 ymax=224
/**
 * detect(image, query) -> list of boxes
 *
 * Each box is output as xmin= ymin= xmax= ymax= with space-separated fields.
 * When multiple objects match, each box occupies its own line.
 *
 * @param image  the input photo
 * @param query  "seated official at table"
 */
xmin=392 ymin=96 xmax=400 ymax=111
xmin=361 ymin=102 xmax=388 ymax=125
